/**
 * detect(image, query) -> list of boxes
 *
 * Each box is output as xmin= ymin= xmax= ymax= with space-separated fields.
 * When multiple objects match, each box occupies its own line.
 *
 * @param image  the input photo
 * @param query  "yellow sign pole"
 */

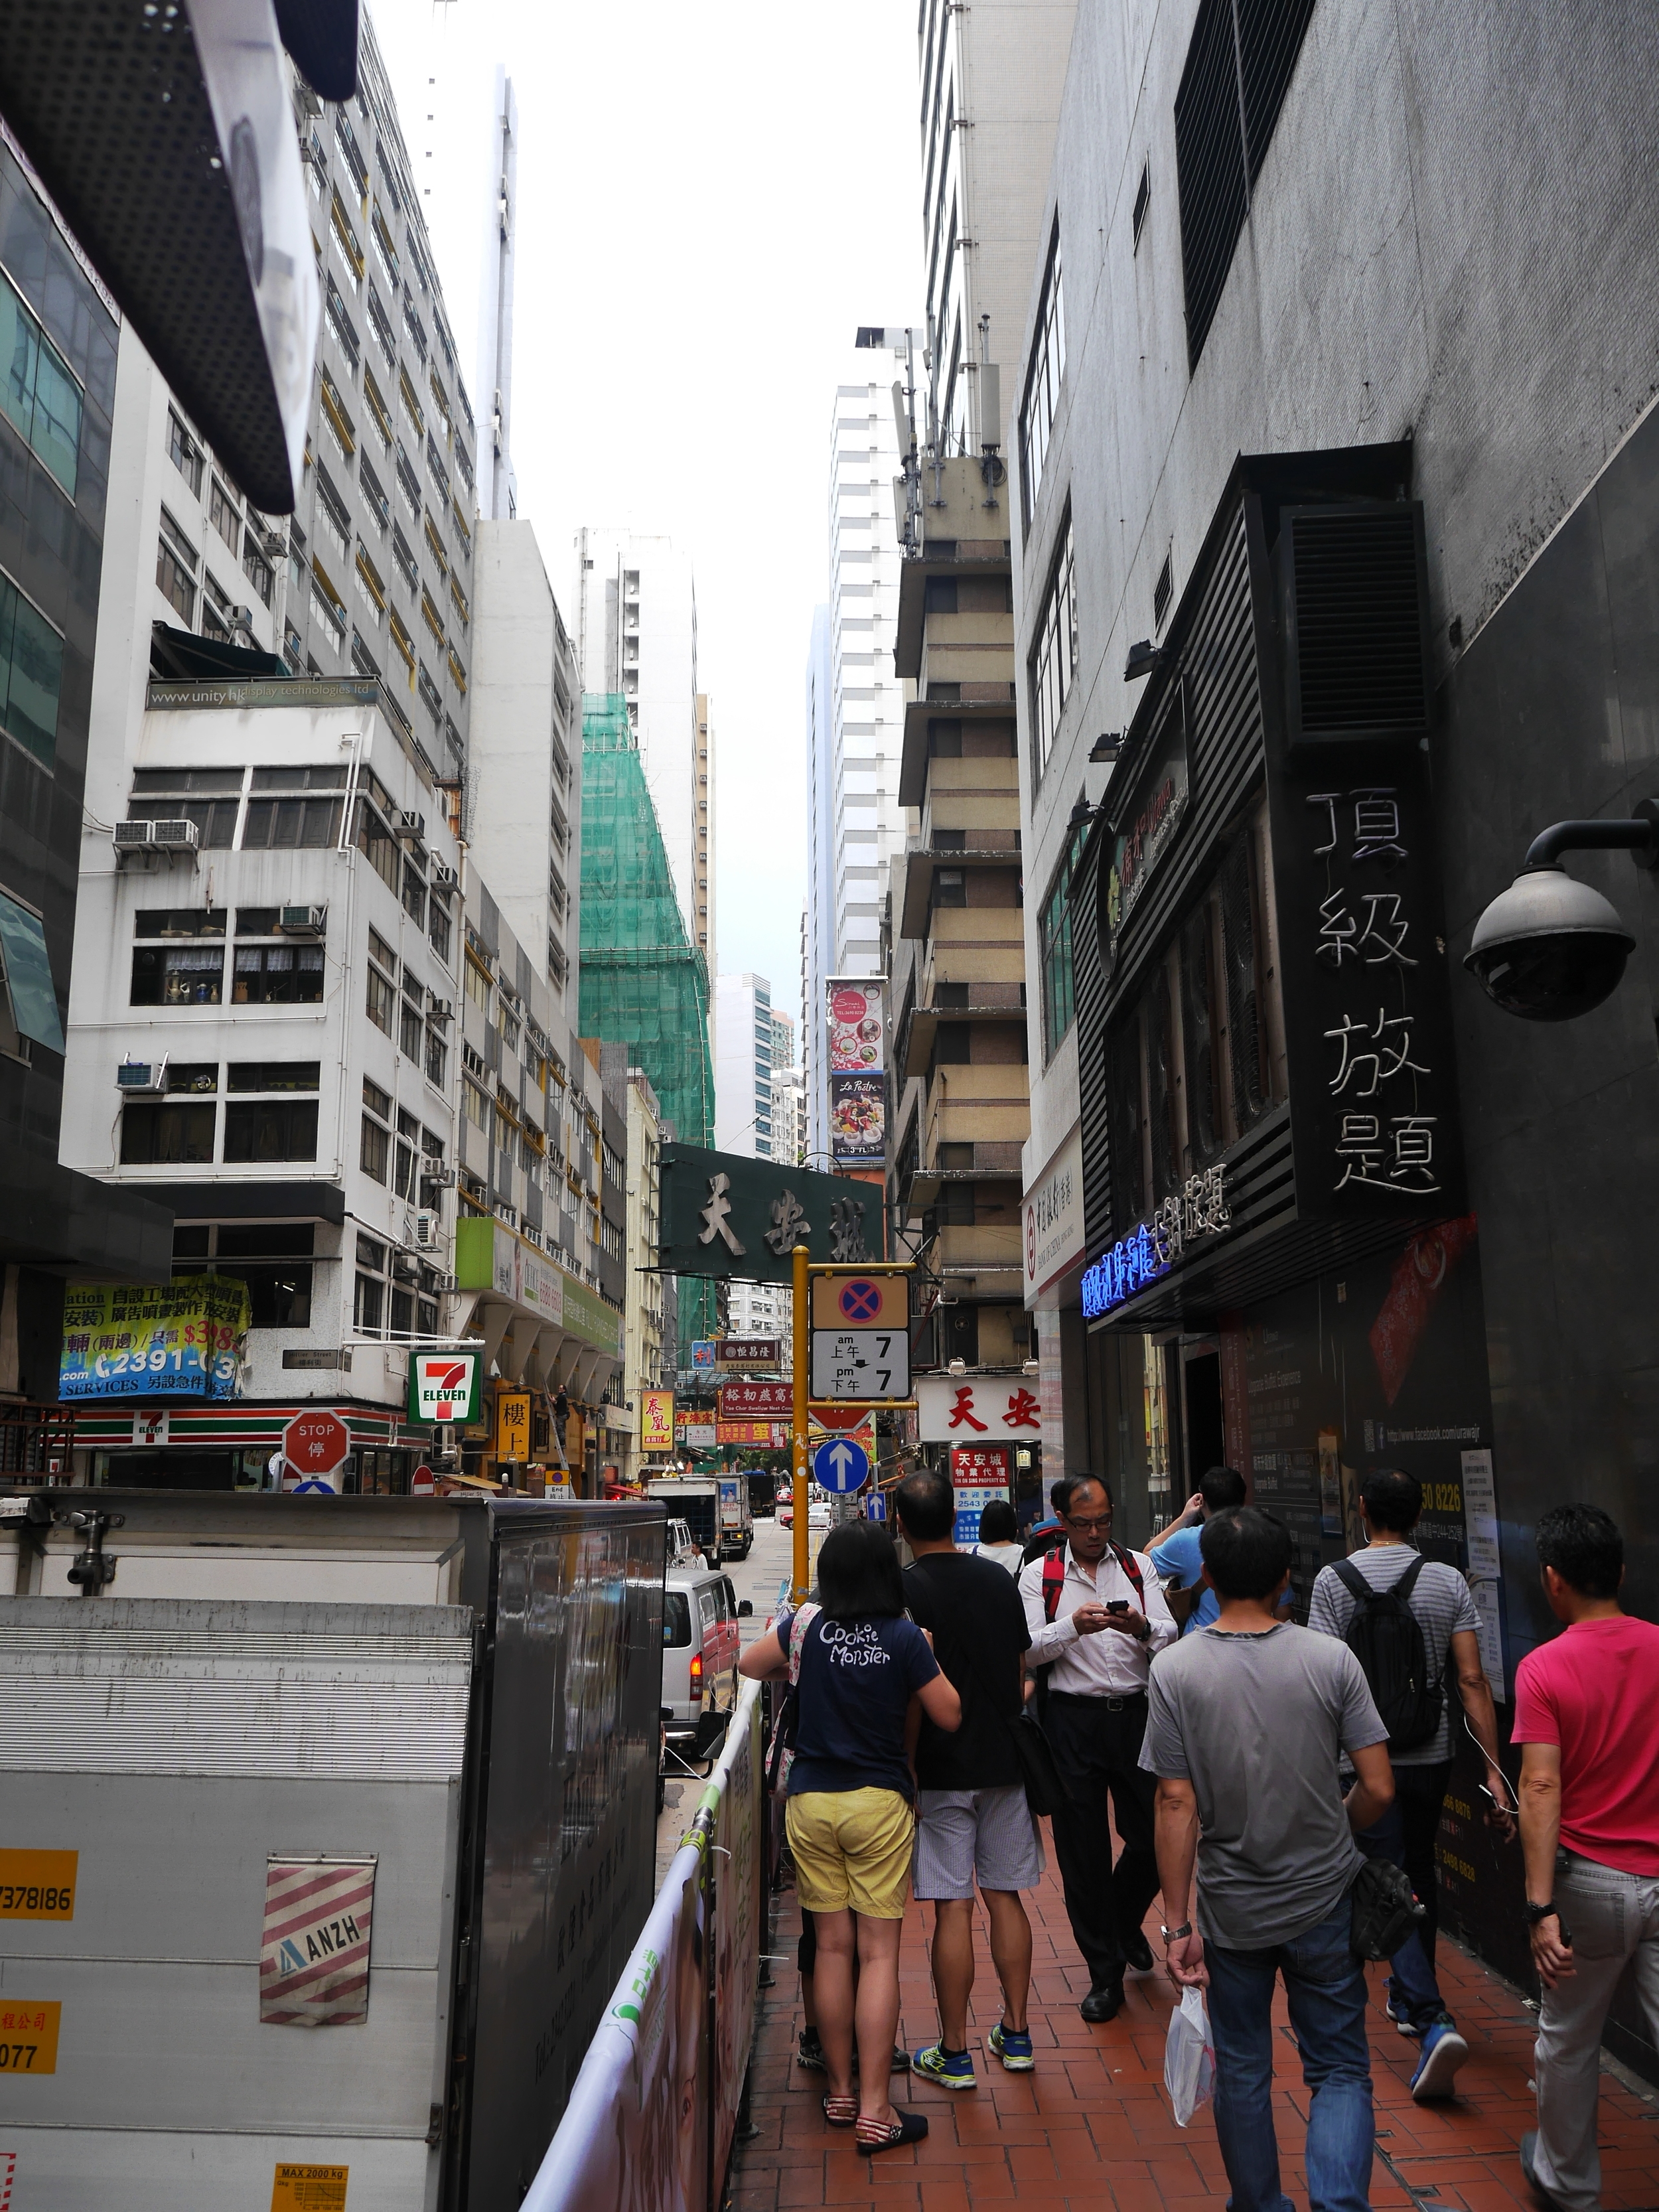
xmin=792 ymin=1241 xmax=810 ymax=1603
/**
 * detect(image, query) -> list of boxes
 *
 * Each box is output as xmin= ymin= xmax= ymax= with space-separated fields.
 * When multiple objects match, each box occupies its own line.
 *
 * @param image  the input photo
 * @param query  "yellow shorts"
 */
xmin=786 ymin=1787 xmax=915 ymax=1919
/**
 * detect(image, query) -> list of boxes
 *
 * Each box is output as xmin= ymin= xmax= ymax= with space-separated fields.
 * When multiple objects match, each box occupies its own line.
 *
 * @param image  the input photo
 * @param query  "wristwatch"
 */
xmin=1523 ymin=1900 xmax=1558 ymax=1925
xmin=1159 ymin=1921 xmax=1193 ymax=1943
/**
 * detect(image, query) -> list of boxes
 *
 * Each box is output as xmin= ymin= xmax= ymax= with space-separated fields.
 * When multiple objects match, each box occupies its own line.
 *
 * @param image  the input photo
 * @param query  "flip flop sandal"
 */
xmin=856 ymin=2108 xmax=929 ymax=2154
xmin=822 ymin=2095 xmax=857 ymax=2128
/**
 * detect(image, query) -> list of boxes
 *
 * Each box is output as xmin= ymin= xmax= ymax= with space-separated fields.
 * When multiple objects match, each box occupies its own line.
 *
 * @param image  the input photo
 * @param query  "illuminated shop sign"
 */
xmin=1081 ymin=1165 xmax=1230 ymax=1319
xmin=1102 ymin=694 xmax=1190 ymax=978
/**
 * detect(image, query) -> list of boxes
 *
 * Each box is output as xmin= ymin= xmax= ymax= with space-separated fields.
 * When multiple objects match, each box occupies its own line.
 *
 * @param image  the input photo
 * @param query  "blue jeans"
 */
xmin=1204 ymin=1896 xmax=1374 ymax=2212
xmin=1354 ymin=1787 xmax=1445 ymax=2032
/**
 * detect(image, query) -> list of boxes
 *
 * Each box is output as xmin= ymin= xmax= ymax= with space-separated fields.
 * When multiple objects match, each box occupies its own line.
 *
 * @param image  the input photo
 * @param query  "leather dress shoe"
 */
xmin=1121 ymin=1929 xmax=1154 ymax=1974
xmin=1080 ymin=1982 xmax=1124 ymax=2023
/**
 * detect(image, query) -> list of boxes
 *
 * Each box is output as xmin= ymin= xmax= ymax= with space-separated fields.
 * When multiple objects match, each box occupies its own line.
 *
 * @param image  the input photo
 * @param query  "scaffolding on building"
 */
xmin=579 ymin=694 xmax=716 ymax=1364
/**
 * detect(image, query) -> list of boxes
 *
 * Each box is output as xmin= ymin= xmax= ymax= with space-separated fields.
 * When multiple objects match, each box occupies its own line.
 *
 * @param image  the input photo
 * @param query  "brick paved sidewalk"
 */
xmin=730 ymin=1845 xmax=1659 ymax=2212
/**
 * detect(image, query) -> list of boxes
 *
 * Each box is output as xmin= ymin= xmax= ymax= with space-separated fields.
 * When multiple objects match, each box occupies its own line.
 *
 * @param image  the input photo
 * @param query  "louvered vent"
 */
xmin=1238 ymin=0 xmax=1319 ymax=179
xmin=1173 ymin=0 xmax=1248 ymax=371
xmin=1282 ymin=504 xmax=1429 ymax=747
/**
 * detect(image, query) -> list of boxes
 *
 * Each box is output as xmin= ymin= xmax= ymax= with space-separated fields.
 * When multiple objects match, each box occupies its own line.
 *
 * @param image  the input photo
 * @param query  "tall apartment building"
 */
xmin=574 ymin=530 xmax=707 ymax=960
xmin=0 ymin=141 xmax=171 ymax=1436
xmin=884 ymin=0 xmax=1075 ymax=1389
xmin=770 ymin=1063 xmax=806 ymax=1171
xmin=56 ymin=15 xmax=622 ymax=1491
xmin=804 ymin=609 xmax=833 ymax=1157
xmin=915 ymin=0 xmax=1077 ymax=453
xmin=803 ymin=348 xmax=910 ymax=1161
xmin=713 ymin=972 xmax=776 ymax=1159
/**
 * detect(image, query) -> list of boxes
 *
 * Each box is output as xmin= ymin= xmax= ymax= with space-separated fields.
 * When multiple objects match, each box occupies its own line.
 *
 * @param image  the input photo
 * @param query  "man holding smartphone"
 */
xmin=1514 ymin=1505 xmax=1659 ymax=2212
xmin=1020 ymin=1475 xmax=1178 ymax=2020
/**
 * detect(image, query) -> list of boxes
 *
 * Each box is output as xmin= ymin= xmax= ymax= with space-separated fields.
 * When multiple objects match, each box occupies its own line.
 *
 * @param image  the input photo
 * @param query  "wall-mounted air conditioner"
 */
xmin=431 ymin=861 xmax=459 ymax=889
xmin=398 ymin=810 xmax=425 ymax=840
xmin=113 ymin=822 xmax=154 ymax=853
xmin=278 ymin=905 xmax=326 ymax=935
xmin=427 ymin=997 xmax=454 ymax=1025
xmin=115 ymin=1057 xmax=167 ymax=1094
xmin=413 ymin=1211 xmax=441 ymax=1250
xmin=149 ymin=820 xmax=201 ymax=854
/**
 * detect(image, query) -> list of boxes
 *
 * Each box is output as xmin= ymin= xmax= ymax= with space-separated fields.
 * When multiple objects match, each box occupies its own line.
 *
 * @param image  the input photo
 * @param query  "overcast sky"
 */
xmin=369 ymin=0 xmax=925 ymax=1037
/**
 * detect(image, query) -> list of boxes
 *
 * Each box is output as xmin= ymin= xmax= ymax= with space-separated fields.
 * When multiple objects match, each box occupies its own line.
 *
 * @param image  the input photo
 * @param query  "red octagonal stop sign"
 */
xmin=284 ymin=1409 xmax=349 ymax=1475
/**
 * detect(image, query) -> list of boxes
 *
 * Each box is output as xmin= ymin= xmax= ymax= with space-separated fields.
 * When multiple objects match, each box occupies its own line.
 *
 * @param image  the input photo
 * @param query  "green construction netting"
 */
xmin=579 ymin=693 xmax=716 ymax=1361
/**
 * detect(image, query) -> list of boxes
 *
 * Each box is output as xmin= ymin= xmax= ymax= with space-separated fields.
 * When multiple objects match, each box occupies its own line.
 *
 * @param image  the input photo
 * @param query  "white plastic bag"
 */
xmin=1163 ymin=1984 xmax=1216 ymax=2126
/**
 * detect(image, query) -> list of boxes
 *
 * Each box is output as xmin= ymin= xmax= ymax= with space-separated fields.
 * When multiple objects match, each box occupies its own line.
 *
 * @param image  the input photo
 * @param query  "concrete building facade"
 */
xmin=713 ymin=971 xmax=776 ymax=1160
xmin=1011 ymin=0 xmax=1659 ymax=2061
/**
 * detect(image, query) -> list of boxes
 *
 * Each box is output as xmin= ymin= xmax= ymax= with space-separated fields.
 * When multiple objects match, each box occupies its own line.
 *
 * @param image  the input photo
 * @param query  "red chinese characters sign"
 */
xmin=717 ymin=1380 xmax=794 ymax=1420
xmin=950 ymin=1445 xmax=1011 ymax=1489
xmin=283 ymin=1410 xmax=349 ymax=1491
xmin=915 ymin=1375 xmax=1044 ymax=1443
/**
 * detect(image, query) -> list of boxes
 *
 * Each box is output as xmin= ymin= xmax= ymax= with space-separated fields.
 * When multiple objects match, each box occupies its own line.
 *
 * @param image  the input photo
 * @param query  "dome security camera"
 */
xmin=1465 ymin=808 xmax=1658 ymax=1021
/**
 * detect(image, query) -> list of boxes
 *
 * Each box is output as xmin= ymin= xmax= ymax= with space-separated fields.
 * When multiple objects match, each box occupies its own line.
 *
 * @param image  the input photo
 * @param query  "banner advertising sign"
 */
xmin=59 ymin=1279 xmax=249 ymax=1400
xmin=407 ymin=1351 xmax=482 ymax=1425
xmin=715 ymin=1420 xmax=790 ymax=1447
xmin=678 ymin=1421 xmax=717 ymax=1449
xmin=1023 ymin=1125 xmax=1087 ymax=1303
xmin=828 ymin=978 xmax=887 ymax=1169
xmin=640 ymin=1390 xmax=675 ymax=1452
xmin=916 ymin=1372 xmax=1043 ymax=1443
xmin=950 ymin=1443 xmax=1011 ymax=1546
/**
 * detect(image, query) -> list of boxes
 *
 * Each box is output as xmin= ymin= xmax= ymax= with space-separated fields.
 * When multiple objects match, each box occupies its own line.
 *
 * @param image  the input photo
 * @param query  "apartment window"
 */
xmin=354 ymin=1270 xmax=384 ymax=1335
xmin=232 ymin=942 xmax=325 ymax=1004
xmin=462 ymin=1078 xmax=489 ymax=1134
xmin=319 ymin=370 xmax=356 ymax=461
xmin=131 ymin=939 xmax=225 ymax=1005
xmin=325 ymin=273 xmax=360 ymax=371
xmin=427 ymin=899 xmax=452 ymax=966
xmin=362 ymin=366 xmax=394 ymax=450
xmin=1028 ymin=518 xmax=1078 ymax=779
xmin=449 ymin=575 xmax=470 ymax=632
xmin=1038 ymin=816 xmax=1090 ymax=1059
xmin=224 ymin=1096 xmax=319 ymax=1163
xmin=366 ymin=283 xmax=397 ymax=370
xmin=360 ymin=1110 xmax=390 ymax=1182
xmin=388 ymin=609 xmax=415 ymax=677
xmin=119 ymin=1099 xmax=216 ymax=1165
xmin=366 ymin=958 xmax=394 ymax=1034
xmin=167 ymin=407 xmax=203 ymax=496
xmin=156 ymin=509 xmax=198 ymax=623
xmin=465 ymin=956 xmax=490 ymax=1013
xmin=0 ymin=571 xmax=64 ymax=768
xmin=394 ymin=1108 xmax=420 ymax=1199
xmin=354 ymin=797 xmax=399 ymax=890
xmin=390 ymin=524 xmax=418 ymax=596
xmin=229 ymin=1061 xmax=321 ymax=1092
xmin=1133 ymin=160 xmax=1151 ymax=250
xmin=358 ymin=455 xmax=389 ymax=536
xmin=424 ymin=1027 xmax=447 ymax=1088
xmin=395 ymin=442 xmax=421 ymax=520
xmin=1175 ymin=0 xmax=1317 ymax=371
xmin=135 ymin=908 xmax=227 ymax=939
xmin=932 ymin=868 xmax=966 ymax=911
xmin=1018 ymin=223 xmax=1065 ymax=528
xmin=191 ymin=1222 xmax=314 ymax=1330
xmin=242 ymin=530 xmax=275 ymax=607
xmin=422 ymin=512 xmax=447 ymax=577
xmin=1153 ymin=548 xmax=1174 ymax=630
xmin=371 ymin=204 xmax=399 ymax=290
xmin=129 ymin=765 xmax=242 ymax=846
xmin=419 ymin=586 xmax=445 ymax=644
xmin=208 ymin=477 xmax=240 ymax=553
xmin=0 ymin=269 xmax=80 ymax=496
xmin=417 ymin=662 xmax=443 ymax=723
xmin=241 ymin=792 xmax=342 ymax=848
xmin=399 ymin=992 xmax=422 ymax=1060
xmin=330 ymin=190 xmax=364 ymax=289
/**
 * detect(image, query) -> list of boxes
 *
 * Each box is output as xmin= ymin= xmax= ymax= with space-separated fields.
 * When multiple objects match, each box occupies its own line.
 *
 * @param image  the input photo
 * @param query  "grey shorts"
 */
xmin=912 ymin=1784 xmax=1045 ymax=1900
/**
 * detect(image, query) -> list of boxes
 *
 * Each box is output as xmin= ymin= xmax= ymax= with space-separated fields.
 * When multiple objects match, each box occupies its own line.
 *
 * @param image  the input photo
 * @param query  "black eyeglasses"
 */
xmin=1064 ymin=1513 xmax=1113 ymax=1532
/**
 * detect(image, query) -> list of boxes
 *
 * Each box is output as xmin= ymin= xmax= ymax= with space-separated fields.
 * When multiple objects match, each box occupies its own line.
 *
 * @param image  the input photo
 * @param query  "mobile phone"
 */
xmin=1106 ymin=1599 xmax=1129 ymax=1613
xmin=1478 ymin=1783 xmax=1511 ymax=1816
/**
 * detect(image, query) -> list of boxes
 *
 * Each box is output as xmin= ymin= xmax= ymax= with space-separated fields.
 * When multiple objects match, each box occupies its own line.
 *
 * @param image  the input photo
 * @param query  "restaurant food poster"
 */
xmin=829 ymin=1072 xmax=885 ymax=1165
xmin=827 ymin=981 xmax=885 ymax=1073
xmin=59 ymin=1279 xmax=249 ymax=1400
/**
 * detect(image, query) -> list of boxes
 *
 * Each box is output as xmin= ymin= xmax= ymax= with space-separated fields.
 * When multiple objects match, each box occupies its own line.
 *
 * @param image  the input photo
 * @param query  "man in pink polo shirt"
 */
xmin=1513 ymin=1503 xmax=1659 ymax=2212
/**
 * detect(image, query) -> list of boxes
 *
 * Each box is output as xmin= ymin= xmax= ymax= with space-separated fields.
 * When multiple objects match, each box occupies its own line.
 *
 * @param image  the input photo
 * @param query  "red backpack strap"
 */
xmin=1042 ymin=1546 xmax=1068 ymax=1624
xmin=1111 ymin=1542 xmax=1145 ymax=1607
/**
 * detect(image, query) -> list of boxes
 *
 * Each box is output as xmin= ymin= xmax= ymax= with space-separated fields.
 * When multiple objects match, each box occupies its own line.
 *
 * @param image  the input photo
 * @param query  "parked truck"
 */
xmin=644 ymin=1474 xmax=718 ymax=1561
xmin=716 ymin=1473 xmax=755 ymax=1560
xmin=0 ymin=1487 xmax=665 ymax=2211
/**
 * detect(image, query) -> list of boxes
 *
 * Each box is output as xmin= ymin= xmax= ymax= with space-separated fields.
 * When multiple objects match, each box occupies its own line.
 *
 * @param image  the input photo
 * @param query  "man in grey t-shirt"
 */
xmin=1146 ymin=1507 xmax=1392 ymax=2212
xmin=1309 ymin=1467 xmax=1514 ymax=2097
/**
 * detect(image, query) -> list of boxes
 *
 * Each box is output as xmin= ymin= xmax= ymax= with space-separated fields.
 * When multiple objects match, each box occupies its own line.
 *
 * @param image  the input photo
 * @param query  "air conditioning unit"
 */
xmin=263 ymin=528 xmax=287 ymax=558
xmin=421 ymin=1164 xmax=457 ymax=1190
xmin=398 ymin=810 xmax=425 ymax=840
xmin=115 ymin=1057 xmax=167 ymax=1094
xmin=413 ymin=1211 xmax=441 ymax=1250
xmin=113 ymin=821 xmax=154 ymax=853
xmin=278 ymin=905 xmax=326 ymax=935
xmin=392 ymin=1251 xmax=421 ymax=1283
xmin=427 ymin=996 xmax=454 ymax=1025
xmin=431 ymin=861 xmax=459 ymax=889
xmin=149 ymin=820 xmax=201 ymax=853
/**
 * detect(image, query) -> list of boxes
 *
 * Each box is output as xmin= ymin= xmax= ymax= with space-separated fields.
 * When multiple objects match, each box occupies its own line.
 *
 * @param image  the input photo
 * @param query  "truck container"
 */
xmin=715 ymin=1474 xmax=755 ymax=1560
xmin=0 ymin=1489 xmax=665 ymax=2211
xmin=645 ymin=1474 xmax=720 ymax=1560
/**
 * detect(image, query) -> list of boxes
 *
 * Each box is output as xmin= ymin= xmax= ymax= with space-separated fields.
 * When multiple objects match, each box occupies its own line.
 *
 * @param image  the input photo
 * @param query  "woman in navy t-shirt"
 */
xmin=743 ymin=1520 xmax=960 ymax=2152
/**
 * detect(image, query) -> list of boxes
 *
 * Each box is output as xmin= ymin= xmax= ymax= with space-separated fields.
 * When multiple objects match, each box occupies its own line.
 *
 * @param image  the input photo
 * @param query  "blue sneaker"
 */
xmin=912 ymin=2042 xmax=977 ymax=2091
xmin=1411 ymin=2018 xmax=1469 ymax=2102
xmin=987 ymin=2021 xmax=1035 ymax=2072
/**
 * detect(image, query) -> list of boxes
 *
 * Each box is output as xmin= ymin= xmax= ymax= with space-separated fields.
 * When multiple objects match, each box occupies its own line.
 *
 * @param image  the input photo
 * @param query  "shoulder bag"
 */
xmin=765 ymin=1601 xmax=820 ymax=1799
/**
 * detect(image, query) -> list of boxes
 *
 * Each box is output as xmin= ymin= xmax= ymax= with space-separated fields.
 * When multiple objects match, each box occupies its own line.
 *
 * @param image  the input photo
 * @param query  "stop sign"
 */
xmin=283 ymin=1410 xmax=349 ymax=1479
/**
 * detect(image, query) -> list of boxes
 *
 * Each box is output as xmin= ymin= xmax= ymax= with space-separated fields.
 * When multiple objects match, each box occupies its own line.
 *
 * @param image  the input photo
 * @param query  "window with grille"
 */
xmin=156 ymin=509 xmax=198 ymax=623
xmin=1038 ymin=815 xmax=1091 ymax=1059
xmin=1028 ymin=516 xmax=1077 ymax=780
xmin=1175 ymin=0 xmax=1319 ymax=370
xmin=1018 ymin=223 xmax=1065 ymax=529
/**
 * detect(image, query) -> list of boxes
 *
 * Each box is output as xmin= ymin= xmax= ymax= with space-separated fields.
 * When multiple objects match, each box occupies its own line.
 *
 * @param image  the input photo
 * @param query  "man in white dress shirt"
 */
xmin=1019 ymin=1474 xmax=1179 ymax=2020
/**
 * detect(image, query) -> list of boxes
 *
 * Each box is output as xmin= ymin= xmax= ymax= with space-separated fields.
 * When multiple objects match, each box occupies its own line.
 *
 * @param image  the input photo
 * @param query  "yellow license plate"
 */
xmin=0 ymin=1851 xmax=76 ymax=1919
xmin=0 ymin=2001 xmax=61 ymax=2073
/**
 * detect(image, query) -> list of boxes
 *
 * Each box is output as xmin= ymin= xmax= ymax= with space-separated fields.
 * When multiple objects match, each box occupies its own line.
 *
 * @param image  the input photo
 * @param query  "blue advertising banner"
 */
xmin=59 ymin=1280 xmax=250 ymax=1400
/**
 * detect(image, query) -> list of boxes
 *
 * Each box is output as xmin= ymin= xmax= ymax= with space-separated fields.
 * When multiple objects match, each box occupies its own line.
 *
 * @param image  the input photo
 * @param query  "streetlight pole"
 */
xmin=792 ymin=1242 xmax=809 ymax=1603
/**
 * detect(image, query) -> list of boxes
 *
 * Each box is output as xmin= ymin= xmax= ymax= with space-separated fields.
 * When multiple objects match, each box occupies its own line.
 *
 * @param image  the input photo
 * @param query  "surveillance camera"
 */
xmin=1464 ymin=866 xmax=1636 ymax=1021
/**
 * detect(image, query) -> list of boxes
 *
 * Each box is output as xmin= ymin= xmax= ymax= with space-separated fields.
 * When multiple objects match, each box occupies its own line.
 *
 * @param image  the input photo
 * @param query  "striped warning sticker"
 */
xmin=259 ymin=1858 xmax=377 ymax=2028
xmin=1 ymin=2149 xmax=15 ymax=2211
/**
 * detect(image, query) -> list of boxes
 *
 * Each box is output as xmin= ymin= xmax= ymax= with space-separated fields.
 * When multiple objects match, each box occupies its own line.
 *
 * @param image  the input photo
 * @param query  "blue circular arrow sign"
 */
xmin=811 ymin=1434 xmax=871 ymax=1495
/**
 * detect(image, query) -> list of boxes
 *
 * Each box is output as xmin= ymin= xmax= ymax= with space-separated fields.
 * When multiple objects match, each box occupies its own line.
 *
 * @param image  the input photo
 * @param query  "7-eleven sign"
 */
xmin=407 ymin=1352 xmax=481 ymax=1425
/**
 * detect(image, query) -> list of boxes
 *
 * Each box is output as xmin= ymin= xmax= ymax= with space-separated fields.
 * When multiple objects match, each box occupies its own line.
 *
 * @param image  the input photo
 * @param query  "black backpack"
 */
xmin=1331 ymin=1555 xmax=1443 ymax=1751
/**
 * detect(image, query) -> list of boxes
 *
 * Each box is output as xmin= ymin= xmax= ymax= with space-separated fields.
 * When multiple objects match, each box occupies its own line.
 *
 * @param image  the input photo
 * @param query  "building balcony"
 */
xmin=934 ymin=1222 xmax=1023 ymax=1276
xmin=899 ymin=842 xmax=1022 ymax=939
xmin=898 ymin=990 xmax=1026 ymax=1083
xmin=924 ymin=1062 xmax=1031 ymax=1157
xmin=898 ymin=696 xmax=1017 ymax=806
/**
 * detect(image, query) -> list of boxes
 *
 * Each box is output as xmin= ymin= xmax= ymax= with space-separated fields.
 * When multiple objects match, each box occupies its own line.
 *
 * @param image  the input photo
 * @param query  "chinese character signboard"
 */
xmin=718 ymin=1380 xmax=793 ymax=1420
xmin=827 ymin=979 xmax=886 ymax=1168
xmin=916 ymin=1375 xmax=1043 ymax=1443
xmin=495 ymin=1389 xmax=532 ymax=1461
xmin=659 ymin=1145 xmax=883 ymax=1283
xmin=59 ymin=1279 xmax=249 ymax=1400
xmin=950 ymin=1443 xmax=1011 ymax=1545
xmin=1268 ymin=742 xmax=1465 ymax=1221
xmin=641 ymin=1390 xmax=675 ymax=1452
xmin=1101 ymin=695 xmax=1190 ymax=981
xmin=1023 ymin=1126 xmax=1086 ymax=1304
xmin=714 ymin=1339 xmax=781 ymax=1370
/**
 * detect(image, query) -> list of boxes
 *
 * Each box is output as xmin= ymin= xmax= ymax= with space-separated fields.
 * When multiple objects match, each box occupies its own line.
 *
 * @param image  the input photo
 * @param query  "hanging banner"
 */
xmin=827 ymin=978 xmax=887 ymax=1169
xmin=58 ymin=1280 xmax=249 ymax=1400
xmin=259 ymin=1856 xmax=377 ymax=2028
